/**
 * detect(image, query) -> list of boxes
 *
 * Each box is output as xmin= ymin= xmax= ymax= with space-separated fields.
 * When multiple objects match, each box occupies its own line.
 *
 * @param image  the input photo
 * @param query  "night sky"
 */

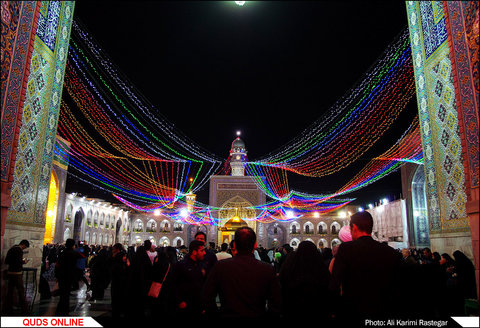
xmin=68 ymin=1 xmax=417 ymax=207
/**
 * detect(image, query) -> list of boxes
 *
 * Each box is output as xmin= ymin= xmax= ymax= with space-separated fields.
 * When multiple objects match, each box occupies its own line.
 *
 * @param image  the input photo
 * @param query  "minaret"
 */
xmin=230 ymin=133 xmax=247 ymax=176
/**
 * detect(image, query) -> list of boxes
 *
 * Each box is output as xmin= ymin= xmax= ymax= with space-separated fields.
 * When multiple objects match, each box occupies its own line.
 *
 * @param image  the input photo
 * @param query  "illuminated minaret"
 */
xmin=230 ymin=132 xmax=247 ymax=176
xmin=186 ymin=177 xmax=196 ymax=211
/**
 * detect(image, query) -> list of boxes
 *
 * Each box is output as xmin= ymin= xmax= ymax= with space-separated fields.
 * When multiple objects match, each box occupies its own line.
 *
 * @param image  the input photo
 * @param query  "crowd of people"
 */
xmin=2 ymin=214 xmax=478 ymax=323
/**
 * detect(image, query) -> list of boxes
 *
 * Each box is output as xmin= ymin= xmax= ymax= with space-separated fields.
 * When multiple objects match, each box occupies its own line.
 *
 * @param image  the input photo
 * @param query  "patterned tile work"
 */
xmin=419 ymin=1 xmax=448 ymax=59
xmin=7 ymin=1 xmax=75 ymax=226
xmin=444 ymin=1 xmax=479 ymax=190
xmin=407 ymin=1 xmax=469 ymax=233
xmin=1 ymin=1 xmax=39 ymax=183
xmin=1 ymin=1 xmax=20 ymax=107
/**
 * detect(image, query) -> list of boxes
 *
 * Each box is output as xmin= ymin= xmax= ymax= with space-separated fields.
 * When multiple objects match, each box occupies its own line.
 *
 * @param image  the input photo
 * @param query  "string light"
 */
xmin=58 ymin=21 xmax=419 ymax=224
xmin=251 ymin=28 xmax=414 ymax=178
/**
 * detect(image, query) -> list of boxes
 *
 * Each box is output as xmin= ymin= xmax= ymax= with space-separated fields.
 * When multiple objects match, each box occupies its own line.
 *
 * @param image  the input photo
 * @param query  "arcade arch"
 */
xmin=290 ymin=222 xmax=300 ymax=234
xmin=173 ymin=236 xmax=184 ymax=247
xmin=147 ymin=219 xmax=157 ymax=232
xmin=331 ymin=222 xmax=341 ymax=234
xmin=304 ymin=221 xmax=314 ymax=234
xmin=86 ymin=210 xmax=92 ymax=227
xmin=318 ymin=222 xmax=327 ymax=234
xmin=65 ymin=204 xmax=73 ymax=222
xmin=148 ymin=235 xmax=156 ymax=246
xmin=318 ymin=238 xmax=328 ymax=248
xmin=63 ymin=227 xmax=71 ymax=241
xmin=93 ymin=211 xmax=99 ymax=228
xmin=73 ymin=208 xmax=84 ymax=242
xmin=332 ymin=238 xmax=341 ymax=247
xmin=290 ymin=238 xmax=301 ymax=248
xmin=159 ymin=236 xmax=170 ymax=247
xmin=133 ymin=219 xmax=144 ymax=232
xmin=160 ymin=219 xmax=170 ymax=232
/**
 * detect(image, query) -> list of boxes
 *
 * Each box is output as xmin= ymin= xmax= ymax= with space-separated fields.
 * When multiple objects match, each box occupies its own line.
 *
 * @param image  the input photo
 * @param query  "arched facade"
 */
xmin=283 ymin=213 xmax=350 ymax=249
xmin=56 ymin=194 xmax=129 ymax=246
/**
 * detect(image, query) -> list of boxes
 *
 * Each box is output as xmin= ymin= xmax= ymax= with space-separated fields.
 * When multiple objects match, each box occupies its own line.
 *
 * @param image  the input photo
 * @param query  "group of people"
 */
xmin=2 ymin=211 xmax=478 ymax=323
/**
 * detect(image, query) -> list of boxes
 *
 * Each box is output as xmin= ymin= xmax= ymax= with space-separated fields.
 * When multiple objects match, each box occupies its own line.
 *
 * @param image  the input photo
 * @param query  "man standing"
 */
xmin=174 ymin=240 xmax=207 ymax=316
xmin=203 ymin=227 xmax=281 ymax=319
xmin=55 ymin=238 xmax=84 ymax=315
xmin=4 ymin=240 xmax=30 ymax=314
xmin=194 ymin=231 xmax=217 ymax=275
xmin=330 ymin=211 xmax=401 ymax=322
xmin=216 ymin=243 xmax=232 ymax=261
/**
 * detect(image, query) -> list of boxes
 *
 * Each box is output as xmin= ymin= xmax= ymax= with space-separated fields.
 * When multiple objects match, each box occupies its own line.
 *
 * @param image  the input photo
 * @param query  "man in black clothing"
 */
xmin=4 ymin=239 xmax=30 ymax=314
xmin=194 ymin=231 xmax=217 ymax=275
xmin=174 ymin=239 xmax=207 ymax=315
xmin=203 ymin=227 xmax=281 ymax=319
xmin=330 ymin=211 xmax=401 ymax=322
xmin=55 ymin=239 xmax=85 ymax=315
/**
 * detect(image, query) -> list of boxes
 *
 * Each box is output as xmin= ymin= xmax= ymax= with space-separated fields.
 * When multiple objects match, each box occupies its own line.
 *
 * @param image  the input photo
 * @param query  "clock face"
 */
xmin=236 ymin=155 xmax=241 ymax=160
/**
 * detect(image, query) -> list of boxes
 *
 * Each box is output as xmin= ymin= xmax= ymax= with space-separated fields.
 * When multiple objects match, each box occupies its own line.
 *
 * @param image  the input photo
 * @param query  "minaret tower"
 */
xmin=230 ymin=132 xmax=247 ymax=176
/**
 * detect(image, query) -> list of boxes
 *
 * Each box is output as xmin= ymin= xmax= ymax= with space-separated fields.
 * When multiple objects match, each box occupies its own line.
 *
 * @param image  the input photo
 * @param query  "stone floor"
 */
xmin=31 ymin=282 xmax=112 ymax=318
xmin=2 ymin=280 xmax=115 ymax=326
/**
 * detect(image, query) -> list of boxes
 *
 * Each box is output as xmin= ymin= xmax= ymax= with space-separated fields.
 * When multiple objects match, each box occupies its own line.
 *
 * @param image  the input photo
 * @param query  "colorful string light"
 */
xmin=251 ymin=28 xmax=415 ymax=178
xmin=58 ymin=21 xmax=419 ymax=225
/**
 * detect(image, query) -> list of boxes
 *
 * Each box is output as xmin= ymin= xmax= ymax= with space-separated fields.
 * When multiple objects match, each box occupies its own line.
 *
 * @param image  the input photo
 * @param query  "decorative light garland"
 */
xmin=58 ymin=21 xmax=419 ymax=224
xmin=251 ymin=28 xmax=415 ymax=179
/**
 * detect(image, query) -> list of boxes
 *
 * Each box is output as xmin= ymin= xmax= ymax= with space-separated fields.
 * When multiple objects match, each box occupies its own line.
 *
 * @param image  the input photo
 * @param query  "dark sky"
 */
xmin=69 ymin=1 xmax=417 ymax=207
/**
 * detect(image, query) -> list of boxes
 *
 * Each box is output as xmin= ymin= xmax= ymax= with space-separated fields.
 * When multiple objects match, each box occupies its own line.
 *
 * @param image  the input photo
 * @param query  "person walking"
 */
xmin=148 ymin=248 xmax=174 ymax=317
xmin=74 ymin=242 xmax=90 ymax=291
xmin=4 ymin=239 xmax=30 ymax=315
xmin=279 ymin=240 xmax=331 ymax=321
xmin=329 ymin=211 xmax=401 ymax=323
xmin=126 ymin=245 xmax=152 ymax=318
xmin=453 ymin=250 xmax=477 ymax=301
xmin=55 ymin=239 xmax=85 ymax=315
xmin=89 ymin=248 xmax=110 ymax=301
xmin=203 ymin=227 xmax=281 ymax=319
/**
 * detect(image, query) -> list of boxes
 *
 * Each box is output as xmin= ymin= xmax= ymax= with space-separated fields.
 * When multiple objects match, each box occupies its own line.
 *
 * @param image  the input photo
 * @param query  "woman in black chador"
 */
xmin=89 ymin=248 xmax=110 ymax=301
xmin=279 ymin=240 xmax=332 ymax=321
